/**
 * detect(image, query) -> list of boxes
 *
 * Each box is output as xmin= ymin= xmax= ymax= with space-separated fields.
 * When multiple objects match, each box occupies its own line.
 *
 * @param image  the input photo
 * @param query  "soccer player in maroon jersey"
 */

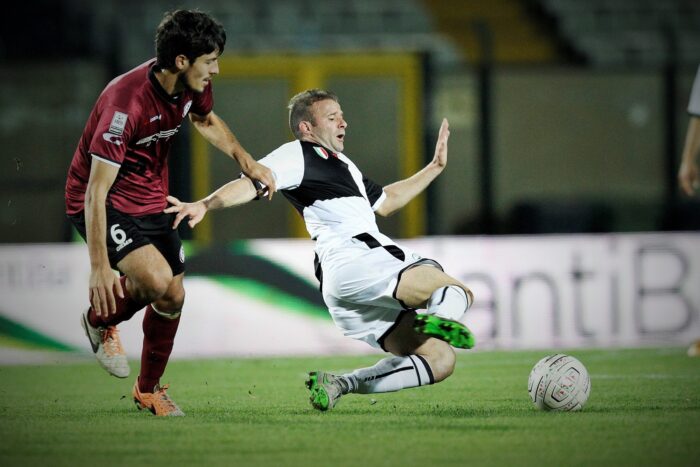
xmin=65 ymin=9 xmax=276 ymax=416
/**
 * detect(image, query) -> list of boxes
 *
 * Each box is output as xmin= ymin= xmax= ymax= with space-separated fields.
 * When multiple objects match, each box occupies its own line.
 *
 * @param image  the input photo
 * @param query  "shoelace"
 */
xmin=153 ymin=384 xmax=180 ymax=413
xmin=101 ymin=326 xmax=125 ymax=356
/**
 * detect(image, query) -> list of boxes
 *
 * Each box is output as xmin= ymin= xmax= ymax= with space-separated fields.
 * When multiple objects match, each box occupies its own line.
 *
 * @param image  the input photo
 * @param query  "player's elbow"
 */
xmin=375 ymin=196 xmax=399 ymax=217
xmin=375 ymin=204 xmax=394 ymax=217
xmin=376 ymin=205 xmax=400 ymax=217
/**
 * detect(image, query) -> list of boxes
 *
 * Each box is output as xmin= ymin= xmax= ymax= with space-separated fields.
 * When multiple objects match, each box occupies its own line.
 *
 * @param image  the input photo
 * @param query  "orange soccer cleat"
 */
xmin=132 ymin=379 xmax=185 ymax=416
xmin=80 ymin=310 xmax=130 ymax=378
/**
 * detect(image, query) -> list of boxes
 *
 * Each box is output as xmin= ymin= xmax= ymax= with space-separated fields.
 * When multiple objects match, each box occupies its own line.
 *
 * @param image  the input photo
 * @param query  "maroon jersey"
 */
xmin=65 ymin=59 xmax=213 ymax=216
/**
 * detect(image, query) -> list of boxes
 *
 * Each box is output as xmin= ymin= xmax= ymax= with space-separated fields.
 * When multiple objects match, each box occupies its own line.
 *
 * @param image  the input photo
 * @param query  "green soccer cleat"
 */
xmin=305 ymin=371 xmax=343 ymax=411
xmin=414 ymin=314 xmax=476 ymax=349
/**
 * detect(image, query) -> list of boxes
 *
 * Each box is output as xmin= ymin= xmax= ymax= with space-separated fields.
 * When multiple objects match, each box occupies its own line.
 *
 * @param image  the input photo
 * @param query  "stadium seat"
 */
xmin=534 ymin=0 xmax=700 ymax=67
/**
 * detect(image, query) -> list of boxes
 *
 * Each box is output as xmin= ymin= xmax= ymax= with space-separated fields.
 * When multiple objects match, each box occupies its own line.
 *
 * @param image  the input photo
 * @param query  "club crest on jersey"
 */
xmin=313 ymin=146 xmax=330 ymax=159
xmin=182 ymin=100 xmax=193 ymax=117
xmin=109 ymin=111 xmax=128 ymax=135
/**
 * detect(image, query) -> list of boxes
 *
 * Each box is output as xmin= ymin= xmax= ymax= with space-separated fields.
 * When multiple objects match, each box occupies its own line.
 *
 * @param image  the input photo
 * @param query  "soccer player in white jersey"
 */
xmin=678 ymin=64 xmax=700 ymax=357
xmin=166 ymin=89 xmax=476 ymax=410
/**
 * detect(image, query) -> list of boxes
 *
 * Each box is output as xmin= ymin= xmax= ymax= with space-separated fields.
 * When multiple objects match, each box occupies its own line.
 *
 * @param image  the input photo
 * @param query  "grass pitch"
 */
xmin=1 ymin=347 xmax=698 ymax=466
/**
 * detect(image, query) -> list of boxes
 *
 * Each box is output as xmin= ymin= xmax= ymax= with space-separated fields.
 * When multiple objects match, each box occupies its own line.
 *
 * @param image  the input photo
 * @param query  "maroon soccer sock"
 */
xmin=138 ymin=305 xmax=181 ymax=393
xmin=87 ymin=276 xmax=146 ymax=327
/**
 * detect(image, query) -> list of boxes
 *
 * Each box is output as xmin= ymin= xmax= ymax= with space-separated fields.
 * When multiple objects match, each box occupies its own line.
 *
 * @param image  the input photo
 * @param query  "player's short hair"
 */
xmin=155 ymin=9 xmax=226 ymax=69
xmin=287 ymin=89 xmax=339 ymax=139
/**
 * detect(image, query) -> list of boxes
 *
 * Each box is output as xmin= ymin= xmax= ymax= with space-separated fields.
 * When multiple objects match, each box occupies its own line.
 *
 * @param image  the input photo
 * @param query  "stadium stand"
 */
xmin=420 ymin=0 xmax=562 ymax=63
xmin=111 ymin=0 xmax=463 ymax=67
xmin=535 ymin=0 xmax=700 ymax=66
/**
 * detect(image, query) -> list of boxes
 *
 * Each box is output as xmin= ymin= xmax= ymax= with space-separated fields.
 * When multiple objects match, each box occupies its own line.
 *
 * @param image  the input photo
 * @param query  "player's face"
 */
xmin=181 ymin=50 xmax=220 ymax=93
xmin=308 ymin=99 xmax=347 ymax=153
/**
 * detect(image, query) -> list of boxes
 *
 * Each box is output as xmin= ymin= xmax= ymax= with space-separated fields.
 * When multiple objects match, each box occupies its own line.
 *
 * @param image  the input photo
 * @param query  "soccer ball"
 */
xmin=528 ymin=354 xmax=591 ymax=411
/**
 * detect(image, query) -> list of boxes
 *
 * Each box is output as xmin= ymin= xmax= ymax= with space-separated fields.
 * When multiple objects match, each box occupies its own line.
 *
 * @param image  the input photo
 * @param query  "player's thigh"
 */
xmin=117 ymin=244 xmax=173 ymax=294
xmin=395 ymin=265 xmax=470 ymax=309
xmin=118 ymin=211 xmax=185 ymax=295
xmin=132 ymin=211 xmax=186 ymax=277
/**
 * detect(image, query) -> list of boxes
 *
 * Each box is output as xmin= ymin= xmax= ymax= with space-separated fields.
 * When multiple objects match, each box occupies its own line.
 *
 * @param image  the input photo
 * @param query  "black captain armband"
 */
xmin=239 ymin=172 xmax=269 ymax=200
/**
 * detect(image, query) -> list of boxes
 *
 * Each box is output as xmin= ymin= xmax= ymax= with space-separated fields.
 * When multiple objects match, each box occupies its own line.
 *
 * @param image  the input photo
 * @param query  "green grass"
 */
xmin=1 ymin=348 xmax=698 ymax=466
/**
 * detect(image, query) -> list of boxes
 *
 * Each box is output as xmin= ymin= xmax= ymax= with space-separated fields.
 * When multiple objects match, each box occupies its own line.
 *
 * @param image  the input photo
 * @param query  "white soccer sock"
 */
xmin=340 ymin=355 xmax=434 ymax=394
xmin=426 ymin=285 xmax=471 ymax=321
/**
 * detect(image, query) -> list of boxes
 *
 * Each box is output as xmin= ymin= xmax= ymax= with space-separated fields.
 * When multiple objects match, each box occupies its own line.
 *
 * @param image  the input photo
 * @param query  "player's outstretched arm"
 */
xmin=376 ymin=118 xmax=450 ymax=217
xmin=679 ymin=115 xmax=700 ymax=196
xmin=190 ymin=111 xmax=277 ymax=199
xmin=165 ymin=177 xmax=259 ymax=229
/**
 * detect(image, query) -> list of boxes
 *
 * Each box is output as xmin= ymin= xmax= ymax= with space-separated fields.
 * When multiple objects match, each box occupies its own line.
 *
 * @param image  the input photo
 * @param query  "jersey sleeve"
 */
xmin=258 ymin=141 xmax=305 ymax=190
xmin=190 ymin=82 xmax=214 ymax=116
xmin=363 ymin=176 xmax=386 ymax=211
xmin=688 ymin=64 xmax=700 ymax=116
xmin=87 ymin=105 xmax=136 ymax=166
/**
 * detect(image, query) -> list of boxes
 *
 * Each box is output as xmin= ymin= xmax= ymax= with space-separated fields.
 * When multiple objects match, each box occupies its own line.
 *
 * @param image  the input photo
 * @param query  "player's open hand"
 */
xmin=242 ymin=161 xmax=276 ymax=200
xmin=432 ymin=118 xmax=450 ymax=168
xmin=89 ymin=264 xmax=124 ymax=319
xmin=165 ymin=195 xmax=208 ymax=229
xmin=679 ymin=160 xmax=699 ymax=196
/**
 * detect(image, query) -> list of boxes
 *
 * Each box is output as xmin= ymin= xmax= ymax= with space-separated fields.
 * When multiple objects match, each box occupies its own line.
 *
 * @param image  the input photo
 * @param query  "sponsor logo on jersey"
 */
xmin=149 ymin=114 xmax=162 ymax=123
xmin=135 ymin=125 xmax=182 ymax=146
xmin=313 ymin=146 xmax=330 ymax=159
xmin=182 ymin=100 xmax=193 ymax=117
xmin=102 ymin=132 xmax=123 ymax=145
xmin=179 ymin=246 xmax=185 ymax=263
xmin=109 ymin=111 xmax=128 ymax=135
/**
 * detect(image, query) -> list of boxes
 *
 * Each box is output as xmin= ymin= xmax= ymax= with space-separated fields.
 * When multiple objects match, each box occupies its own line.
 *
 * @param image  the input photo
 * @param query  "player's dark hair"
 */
xmin=288 ymin=89 xmax=339 ymax=139
xmin=155 ymin=9 xmax=226 ymax=69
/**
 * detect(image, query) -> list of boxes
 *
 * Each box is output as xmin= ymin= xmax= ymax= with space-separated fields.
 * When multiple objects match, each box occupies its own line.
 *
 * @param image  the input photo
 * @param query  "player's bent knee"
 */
xmin=130 ymin=269 xmax=173 ymax=302
xmin=155 ymin=290 xmax=185 ymax=314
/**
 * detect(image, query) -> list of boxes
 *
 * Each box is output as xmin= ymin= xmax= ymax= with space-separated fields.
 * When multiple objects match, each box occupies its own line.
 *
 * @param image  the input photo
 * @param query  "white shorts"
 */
xmin=318 ymin=231 xmax=442 ymax=350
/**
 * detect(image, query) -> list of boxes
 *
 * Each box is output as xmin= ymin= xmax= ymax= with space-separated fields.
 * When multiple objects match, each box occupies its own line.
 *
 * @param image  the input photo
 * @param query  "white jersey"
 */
xmin=689 ymin=64 xmax=700 ymax=116
xmin=258 ymin=140 xmax=387 ymax=256
xmin=258 ymin=140 xmax=441 ymax=349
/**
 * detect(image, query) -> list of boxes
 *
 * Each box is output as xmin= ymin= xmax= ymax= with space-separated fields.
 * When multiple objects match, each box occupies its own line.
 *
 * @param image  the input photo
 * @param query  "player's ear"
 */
xmin=174 ymin=54 xmax=189 ymax=71
xmin=299 ymin=120 xmax=312 ymax=135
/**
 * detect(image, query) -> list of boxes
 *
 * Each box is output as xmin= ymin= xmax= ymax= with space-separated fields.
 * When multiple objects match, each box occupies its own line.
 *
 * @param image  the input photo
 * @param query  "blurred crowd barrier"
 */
xmin=1 ymin=233 xmax=698 ymax=358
